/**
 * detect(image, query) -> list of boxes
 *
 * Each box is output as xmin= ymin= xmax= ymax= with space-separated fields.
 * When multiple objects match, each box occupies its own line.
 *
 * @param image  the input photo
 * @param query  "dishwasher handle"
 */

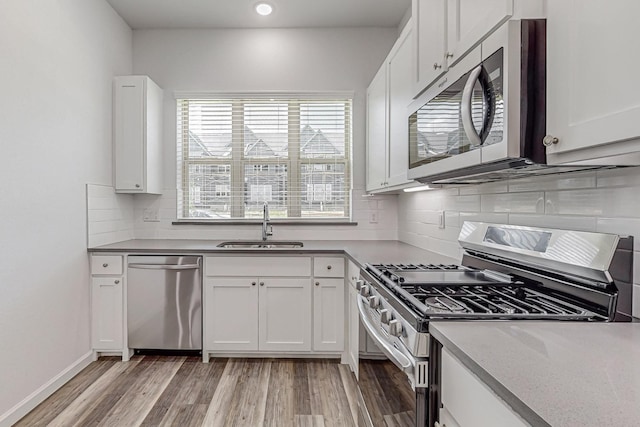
xmin=128 ymin=263 xmax=200 ymax=271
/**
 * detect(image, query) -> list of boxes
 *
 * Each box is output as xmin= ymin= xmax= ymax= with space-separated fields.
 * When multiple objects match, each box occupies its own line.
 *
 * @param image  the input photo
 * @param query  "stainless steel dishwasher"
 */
xmin=127 ymin=255 xmax=202 ymax=350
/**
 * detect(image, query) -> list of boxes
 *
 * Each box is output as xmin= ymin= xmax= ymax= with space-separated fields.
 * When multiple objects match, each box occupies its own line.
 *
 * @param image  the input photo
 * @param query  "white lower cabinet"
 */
xmin=206 ymin=276 xmax=311 ymax=353
xmin=90 ymin=254 xmax=124 ymax=354
xmin=260 ymin=278 xmax=311 ymax=351
xmin=441 ymin=348 xmax=529 ymax=427
xmin=206 ymin=278 xmax=259 ymax=351
xmin=347 ymin=280 xmax=359 ymax=377
xmin=91 ymin=277 xmax=123 ymax=350
xmin=313 ymin=278 xmax=344 ymax=352
xmin=346 ymin=260 xmax=360 ymax=376
xmin=205 ymin=255 xmax=347 ymax=355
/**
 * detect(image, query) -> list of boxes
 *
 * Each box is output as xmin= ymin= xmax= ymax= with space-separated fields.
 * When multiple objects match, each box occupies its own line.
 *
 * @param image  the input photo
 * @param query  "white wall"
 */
xmin=130 ymin=28 xmax=400 ymax=240
xmin=0 ymin=0 xmax=132 ymax=422
xmin=398 ymin=167 xmax=640 ymax=317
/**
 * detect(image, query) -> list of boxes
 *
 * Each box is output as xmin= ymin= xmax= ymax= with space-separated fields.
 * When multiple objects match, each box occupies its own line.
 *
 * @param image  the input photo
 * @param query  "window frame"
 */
xmin=176 ymin=93 xmax=354 ymax=221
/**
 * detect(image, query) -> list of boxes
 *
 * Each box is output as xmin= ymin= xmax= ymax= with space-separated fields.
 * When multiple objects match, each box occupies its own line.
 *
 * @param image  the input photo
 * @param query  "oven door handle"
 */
xmin=357 ymin=296 xmax=413 ymax=374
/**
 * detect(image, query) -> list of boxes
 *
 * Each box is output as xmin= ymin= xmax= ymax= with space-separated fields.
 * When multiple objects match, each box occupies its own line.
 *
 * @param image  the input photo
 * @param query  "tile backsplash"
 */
xmin=86 ymin=184 xmax=134 ymax=247
xmin=131 ymin=187 xmax=398 ymax=241
xmin=86 ymin=185 xmax=398 ymax=243
xmin=397 ymin=167 xmax=640 ymax=318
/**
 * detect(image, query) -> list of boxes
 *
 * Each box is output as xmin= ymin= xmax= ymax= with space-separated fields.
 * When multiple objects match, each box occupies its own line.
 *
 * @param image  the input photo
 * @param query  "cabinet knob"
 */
xmin=252 ymin=281 xmax=256 ymax=286
xmin=315 ymin=281 xmax=320 ymax=286
xmin=543 ymin=135 xmax=559 ymax=147
xmin=327 ymin=265 xmax=332 ymax=270
xmin=135 ymin=184 xmax=141 ymax=188
xmin=260 ymin=282 xmax=264 ymax=286
xmin=445 ymin=51 xmax=454 ymax=59
xmin=433 ymin=62 xmax=442 ymax=70
xmin=102 ymin=263 xmax=109 ymax=268
xmin=114 ymin=280 xmax=120 ymax=284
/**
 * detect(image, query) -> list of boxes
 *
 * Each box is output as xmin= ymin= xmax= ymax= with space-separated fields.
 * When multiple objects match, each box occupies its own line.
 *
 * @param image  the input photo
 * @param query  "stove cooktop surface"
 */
xmin=363 ymin=262 xmax=599 ymax=320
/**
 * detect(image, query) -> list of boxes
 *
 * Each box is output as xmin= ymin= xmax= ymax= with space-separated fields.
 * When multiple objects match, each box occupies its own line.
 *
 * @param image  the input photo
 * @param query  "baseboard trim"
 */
xmin=0 ymin=351 xmax=94 ymax=427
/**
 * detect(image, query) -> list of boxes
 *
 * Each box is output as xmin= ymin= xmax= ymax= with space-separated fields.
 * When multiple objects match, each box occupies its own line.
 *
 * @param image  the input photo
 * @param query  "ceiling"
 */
xmin=105 ymin=0 xmax=411 ymax=29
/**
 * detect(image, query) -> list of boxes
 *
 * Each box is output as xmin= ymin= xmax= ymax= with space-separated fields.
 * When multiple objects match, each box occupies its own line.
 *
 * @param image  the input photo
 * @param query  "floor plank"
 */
xmin=263 ymin=359 xmax=295 ymax=427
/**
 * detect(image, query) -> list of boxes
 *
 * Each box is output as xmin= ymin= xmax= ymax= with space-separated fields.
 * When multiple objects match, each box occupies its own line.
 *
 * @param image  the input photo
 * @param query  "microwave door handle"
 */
xmin=461 ymin=65 xmax=483 ymax=147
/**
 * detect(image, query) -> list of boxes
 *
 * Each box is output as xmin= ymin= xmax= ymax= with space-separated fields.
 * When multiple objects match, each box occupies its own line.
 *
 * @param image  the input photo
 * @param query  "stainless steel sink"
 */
xmin=216 ymin=241 xmax=304 ymax=249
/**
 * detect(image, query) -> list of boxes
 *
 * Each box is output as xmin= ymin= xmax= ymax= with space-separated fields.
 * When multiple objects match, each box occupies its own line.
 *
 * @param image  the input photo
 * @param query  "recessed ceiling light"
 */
xmin=255 ymin=3 xmax=273 ymax=16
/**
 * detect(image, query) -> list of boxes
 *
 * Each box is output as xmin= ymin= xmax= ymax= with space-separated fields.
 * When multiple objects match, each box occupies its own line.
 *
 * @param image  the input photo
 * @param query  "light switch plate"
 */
xmin=143 ymin=208 xmax=160 ymax=222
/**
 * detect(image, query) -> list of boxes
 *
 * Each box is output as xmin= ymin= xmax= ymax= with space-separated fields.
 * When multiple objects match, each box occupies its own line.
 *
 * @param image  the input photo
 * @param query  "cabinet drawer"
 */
xmin=314 ymin=257 xmax=345 ymax=277
xmin=206 ymin=256 xmax=311 ymax=277
xmin=91 ymin=255 xmax=123 ymax=275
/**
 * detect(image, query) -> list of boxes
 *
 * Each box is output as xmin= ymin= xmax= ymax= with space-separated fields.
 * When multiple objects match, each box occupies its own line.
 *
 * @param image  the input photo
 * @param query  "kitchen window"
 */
xmin=176 ymin=95 xmax=352 ymax=220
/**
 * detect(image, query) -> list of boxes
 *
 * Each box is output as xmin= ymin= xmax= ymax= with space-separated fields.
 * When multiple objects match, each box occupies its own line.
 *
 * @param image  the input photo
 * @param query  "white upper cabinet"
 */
xmin=546 ymin=0 xmax=640 ymax=163
xmin=414 ymin=0 xmax=447 ymax=96
xmin=413 ymin=0 xmax=545 ymax=97
xmin=366 ymin=19 xmax=415 ymax=193
xmin=114 ymin=75 xmax=163 ymax=194
xmin=446 ymin=0 xmax=513 ymax=67
xmin=366 ymin=65 xmax=388 ymax=192
xmin=387 ymin=24 xmax=415 ymax=188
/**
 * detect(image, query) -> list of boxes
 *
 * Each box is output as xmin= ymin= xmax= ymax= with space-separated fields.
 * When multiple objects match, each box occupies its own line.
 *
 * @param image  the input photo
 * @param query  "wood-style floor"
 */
xmin=15 ymin=356 xmax=359 ymax=427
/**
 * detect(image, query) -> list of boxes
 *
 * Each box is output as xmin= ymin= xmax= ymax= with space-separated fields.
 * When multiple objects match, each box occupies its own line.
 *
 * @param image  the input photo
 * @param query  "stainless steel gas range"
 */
xmin=356 ymin=222 xmax=633 ymax=427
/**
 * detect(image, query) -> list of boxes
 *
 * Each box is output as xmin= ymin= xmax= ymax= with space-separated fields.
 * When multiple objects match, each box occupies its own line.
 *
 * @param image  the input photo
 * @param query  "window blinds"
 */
xmin=176 ymin=96 xmax=352 ymax=220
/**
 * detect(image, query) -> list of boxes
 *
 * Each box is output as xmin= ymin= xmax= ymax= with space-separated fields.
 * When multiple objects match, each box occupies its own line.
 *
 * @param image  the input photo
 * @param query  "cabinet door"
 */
xmin=259 ymin=278 xmax=311 ymax=352
xmin=447 ymin=0 xmax=513 ymax=65
xmin=546 ymin=0 xmax=640 ymax=156
xmin=313 ymin=278 xmax=345 ymax=352
xmin=347 ymin=285 xmax=359 ymax=377
xmin=441 ymin=348 xmax=528 ymax=427
xmin=114 ymin=77 xmax=145 ymax=192
xmin=366 ymin=65 xmax=388 ymax=192
xmin=414 ymin=0 xmax=447 ymax=95
xmin=387 ymin=22 xmax=414 ymax=187
xmin=206 ymin=278 xmax=259 ymax=351
xmin=91 ymin=277 xmax=123 ymax=350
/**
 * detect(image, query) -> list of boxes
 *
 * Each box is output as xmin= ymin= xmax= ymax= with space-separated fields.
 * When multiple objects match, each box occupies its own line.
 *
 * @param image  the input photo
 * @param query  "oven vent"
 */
xmin=415 ymin=361 xmax=429 ymax=387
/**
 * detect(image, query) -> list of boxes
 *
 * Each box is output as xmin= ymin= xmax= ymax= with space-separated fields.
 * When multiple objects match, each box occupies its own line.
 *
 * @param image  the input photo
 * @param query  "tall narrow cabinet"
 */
xmin=113 ymin=75 xmax=163 ymax=194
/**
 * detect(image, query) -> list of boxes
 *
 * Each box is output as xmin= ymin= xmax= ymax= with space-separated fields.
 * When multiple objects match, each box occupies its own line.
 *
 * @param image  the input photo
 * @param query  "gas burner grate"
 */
xmin=372 ymin=263 xmax=460 ymax=271
xmin=404 ymin=284 xmax=593 ymax=318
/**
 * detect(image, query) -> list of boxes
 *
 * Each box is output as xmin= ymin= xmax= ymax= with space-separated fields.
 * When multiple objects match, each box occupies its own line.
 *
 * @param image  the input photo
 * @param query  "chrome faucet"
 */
xmin=262 ymin=202 xmax=273 ymax=241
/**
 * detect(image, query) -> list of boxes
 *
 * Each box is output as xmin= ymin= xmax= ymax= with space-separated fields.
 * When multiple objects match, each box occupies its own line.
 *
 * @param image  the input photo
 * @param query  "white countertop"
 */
xmin=429 ymin=321 xmax=640 ymax=427
xmin=88 ymin=239 xmax=458 ymax=267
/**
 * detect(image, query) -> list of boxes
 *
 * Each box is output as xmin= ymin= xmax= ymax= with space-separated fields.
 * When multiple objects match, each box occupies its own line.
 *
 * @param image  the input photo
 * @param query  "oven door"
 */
xmin=357 ymin=295 xmax=427 ymax=427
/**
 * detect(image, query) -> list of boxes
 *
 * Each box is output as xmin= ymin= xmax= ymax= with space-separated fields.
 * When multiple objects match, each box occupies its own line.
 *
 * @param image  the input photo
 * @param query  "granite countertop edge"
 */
xmin=87 ymin=239 xmax=458 ymax=268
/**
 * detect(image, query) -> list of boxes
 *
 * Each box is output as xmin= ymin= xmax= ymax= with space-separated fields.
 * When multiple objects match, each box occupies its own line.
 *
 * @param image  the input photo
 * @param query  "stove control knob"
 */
xmin=388 ymin=319 xmax=403 ymax=337
xmin=355 ymin=279 xmax=364 ymax=291
xmin=368 ymin=296 xmax=380 ymax=309
xmin=359 ymin=285 xmax=371 ymax=297
xmin=380 ymin=309 xmax=393 ymax=324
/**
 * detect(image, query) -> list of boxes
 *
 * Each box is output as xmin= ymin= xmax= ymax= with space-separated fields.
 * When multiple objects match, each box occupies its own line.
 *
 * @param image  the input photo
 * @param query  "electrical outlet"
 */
xmin=143 ymin=208 xmax=160 ymax=222
xmin=369 ymin=212 xmax=378 ymax=223
xmin=438 ymin=211 xmax=445 ymax=229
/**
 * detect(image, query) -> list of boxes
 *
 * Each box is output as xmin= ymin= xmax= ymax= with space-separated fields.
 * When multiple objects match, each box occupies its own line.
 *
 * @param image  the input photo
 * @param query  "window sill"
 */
xmin=171 ymin=220 xmax=358 ymax=226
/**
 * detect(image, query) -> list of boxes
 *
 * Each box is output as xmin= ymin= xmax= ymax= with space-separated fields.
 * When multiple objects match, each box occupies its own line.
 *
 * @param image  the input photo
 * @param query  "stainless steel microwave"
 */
xmin=407 ymin=19 xmax=553 ymax=184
